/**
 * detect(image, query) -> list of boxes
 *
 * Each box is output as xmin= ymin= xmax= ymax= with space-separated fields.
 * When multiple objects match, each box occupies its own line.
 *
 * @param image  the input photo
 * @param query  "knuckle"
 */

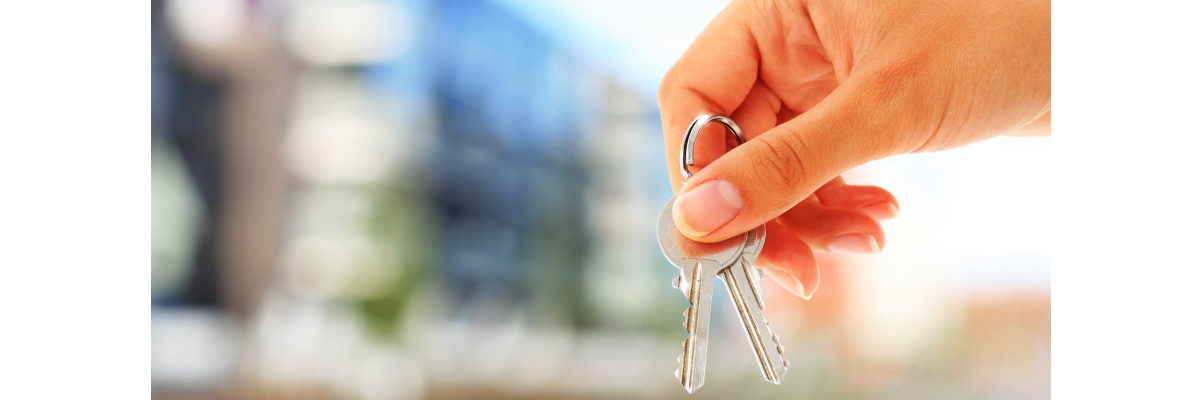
xmin=656 ymin=77 xmax=672 ymax=105
xmin=860 ymin=55 xmax=925 ymax=107
xmin=854 ymin=52 xmax=949 ymax=154
xmin=657 ymin=66 xmax=681 ymax=106
xmin=750 ymin=134 xmax=809 ymax=203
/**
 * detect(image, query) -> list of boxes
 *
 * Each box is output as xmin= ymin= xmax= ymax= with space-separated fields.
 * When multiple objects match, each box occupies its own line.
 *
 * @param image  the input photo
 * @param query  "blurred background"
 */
xmin=150 ymin=0 xmax=1050 ymax=399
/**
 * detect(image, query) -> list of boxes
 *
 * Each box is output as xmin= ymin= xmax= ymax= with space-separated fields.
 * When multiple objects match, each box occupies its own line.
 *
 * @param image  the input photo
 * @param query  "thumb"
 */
xmin=672 ymin=78 xmax=904 ymax=242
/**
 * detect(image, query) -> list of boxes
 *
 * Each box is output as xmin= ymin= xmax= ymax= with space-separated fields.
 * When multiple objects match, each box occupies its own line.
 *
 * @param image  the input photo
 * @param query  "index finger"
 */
xmin=657 ymin=0 xmax=761 ymax=193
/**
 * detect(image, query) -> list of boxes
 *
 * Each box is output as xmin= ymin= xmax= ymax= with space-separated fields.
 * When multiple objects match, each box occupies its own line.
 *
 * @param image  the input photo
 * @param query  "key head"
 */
xmin=742 ymin=224 xmax=768 ymax=263
xmin=657 ymin=196 xmax=747 ymax=269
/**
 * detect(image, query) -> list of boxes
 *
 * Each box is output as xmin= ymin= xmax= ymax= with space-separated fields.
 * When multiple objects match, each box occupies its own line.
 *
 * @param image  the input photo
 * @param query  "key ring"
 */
xmin=680 ymin=113 xmax=747 ymax=182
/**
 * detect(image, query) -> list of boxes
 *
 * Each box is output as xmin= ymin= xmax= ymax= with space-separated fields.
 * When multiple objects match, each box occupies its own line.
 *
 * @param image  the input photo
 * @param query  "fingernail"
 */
xmin=858 ymin=202 xmax=899 ymax=221
xmin=829 ymin=233 xmax=882 ymax=254
xmin=766 ymin=268 xmax=818 ymax=300
xmin=673 ymin=180 xmax=742 ymax=236
xmin=790 ymin=272 xmax=815 ymax=300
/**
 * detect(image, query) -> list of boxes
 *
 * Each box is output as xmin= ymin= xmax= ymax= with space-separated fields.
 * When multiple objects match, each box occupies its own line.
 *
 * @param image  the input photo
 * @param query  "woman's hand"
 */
xmin=658 ymin=0 xmax=1050 ymax=298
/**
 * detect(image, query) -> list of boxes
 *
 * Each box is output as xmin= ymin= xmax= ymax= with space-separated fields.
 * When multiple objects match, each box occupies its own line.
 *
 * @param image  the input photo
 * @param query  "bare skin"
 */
xmin=658 ymin=0 xmax=1050 ymax=298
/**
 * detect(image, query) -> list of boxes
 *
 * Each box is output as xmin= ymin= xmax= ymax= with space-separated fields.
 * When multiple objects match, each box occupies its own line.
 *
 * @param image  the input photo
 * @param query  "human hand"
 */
xmin=658 ymin=0 xmax=1050 ymax=298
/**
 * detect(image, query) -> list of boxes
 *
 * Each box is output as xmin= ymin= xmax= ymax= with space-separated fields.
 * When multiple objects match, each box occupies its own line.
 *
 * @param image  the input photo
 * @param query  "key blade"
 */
xmin=677 ymin=261 xmax=717 ymax=393
xmin=721 ymin=258 xmax=788 ymax=384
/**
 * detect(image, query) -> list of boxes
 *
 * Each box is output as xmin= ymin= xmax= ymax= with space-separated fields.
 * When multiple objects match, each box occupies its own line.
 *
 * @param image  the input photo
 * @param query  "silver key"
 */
xmin=658 ymin=113 xmax=790 ymax=393
xmin=718 ymin=225 xmax=788 ymax=384
xmin=657 ymin=196 xmax=747 ymax=393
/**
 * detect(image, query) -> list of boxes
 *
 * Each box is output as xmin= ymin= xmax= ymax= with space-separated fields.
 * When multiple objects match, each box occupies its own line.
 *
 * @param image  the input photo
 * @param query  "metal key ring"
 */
xmin=680 ymin=113 xmax=747 ymax=182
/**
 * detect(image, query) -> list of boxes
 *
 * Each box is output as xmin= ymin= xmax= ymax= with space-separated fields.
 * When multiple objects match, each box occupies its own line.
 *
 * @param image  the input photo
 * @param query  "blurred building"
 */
xmin=151 ymin=0 xmax=1050 ymax=399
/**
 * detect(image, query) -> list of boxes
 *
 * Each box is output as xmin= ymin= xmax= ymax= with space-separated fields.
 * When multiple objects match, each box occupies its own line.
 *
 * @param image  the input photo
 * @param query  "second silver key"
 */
xmin=718 ymin=224 xmax=788 ymax=384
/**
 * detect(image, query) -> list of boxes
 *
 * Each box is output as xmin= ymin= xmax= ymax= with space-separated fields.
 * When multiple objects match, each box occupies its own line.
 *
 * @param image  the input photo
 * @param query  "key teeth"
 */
xmin=678 ymin=307 xmax=689 ymax=386
xmin=678 ymin=302 xmax=695 ymax=392
xmin=764 ymin=319 xmax=788 ymax=373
